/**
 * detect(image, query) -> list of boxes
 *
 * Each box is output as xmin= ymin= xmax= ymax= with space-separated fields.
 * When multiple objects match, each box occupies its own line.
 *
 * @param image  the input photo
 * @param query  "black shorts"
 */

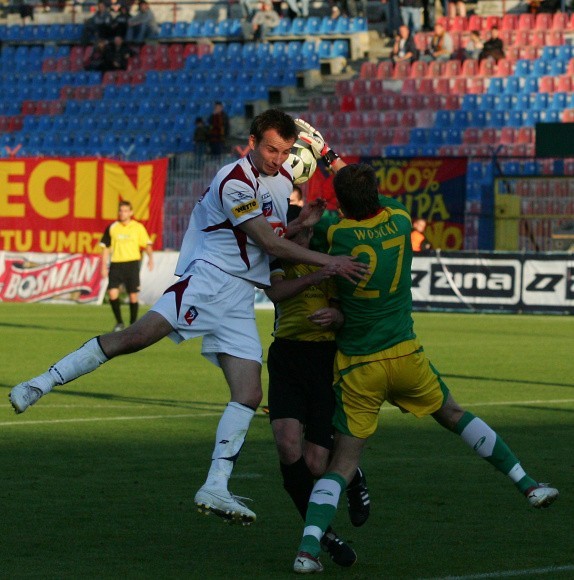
xmin=108 ymin=261 xmax=141 ymax=293
xmin=267 ymin=338 xmax=337 ymax=450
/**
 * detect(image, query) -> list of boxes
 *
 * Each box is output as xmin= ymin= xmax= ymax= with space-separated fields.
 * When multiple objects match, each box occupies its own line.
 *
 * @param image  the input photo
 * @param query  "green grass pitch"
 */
xmin=0 ymin=303 xmax=572 ymax=579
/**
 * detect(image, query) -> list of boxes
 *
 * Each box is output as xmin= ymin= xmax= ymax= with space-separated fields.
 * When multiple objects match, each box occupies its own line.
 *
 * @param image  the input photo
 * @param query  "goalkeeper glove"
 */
xmin=295 ymin=118 xmax=340 ymax=168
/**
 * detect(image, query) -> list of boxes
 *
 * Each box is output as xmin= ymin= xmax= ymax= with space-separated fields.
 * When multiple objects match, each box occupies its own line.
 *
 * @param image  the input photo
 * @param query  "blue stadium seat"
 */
xmin=549 ymin=60 xmax=566 ymax=76
xmin=530 ymin=60 xmax=549 ymax=77
xmin=469 ymin=110 xmax=487 ymax=127
xmin=487 ymin=78 xmax=504 ymax=95
xmin=159 ymin=22 xmax=173 ymax=37
xmin=495 ymin=94 xmax=516 ymax=111
xmin=173 ymin=22 xmax=188 ymax=38
xmin=524 ymin=110 xmax=540 ymax=126
xmin=318 ymin=40 xmax=332 ymax=59
xmin=271 ymin=18 xmax=292 ymax=36
xmin=522 ymin=160 xmax=539 ymax=175
xmin=319 ymin=16 xmax=337 ymax=34
xmin=556 ymin=44 xmax=573 ymax=61
xmin=305 ymin=17 xmax=321 ymax=35
xmin=550 ymin=92 xmax=567 ymax=110
xmin=291 ymin=18 xmax=307 ymax=35
xmin=349 ymin=16 xmax=367 ymax=32
xmin=514 ymin=59 xmax=531 ymax=77
xmin=410 ymin=128 xmax=428 ymax=145
xmin=508 ymin=110 xmax=525 ymax=127
xmin=186 ymin=21 xmax=203 ymax=37
xmin=332 ymin=40 xmax=349 ymax=58
xmin=453 ymin=110 xmax=471 ymax=128
xmin=501 ymin=161 xmax=520 ymax=175
xmin=531 ymin=93 xmax=548 ymax=111
xmin=540 ymin=46 xmax=557 ymax=61
xmin=487 ymin=110 xmax=507 ymax=127
xmin=461 ymin=94 xmax=478 ymax=110
xmin=503 ymin=77 xmax=520 ymax=94
xmin=515 ymin=94 xmax=530 ymax=110
xmin=334 ymin=16 xmax=350 ymax=34
xmin=435 ymin=110 xmax=453 ymax=127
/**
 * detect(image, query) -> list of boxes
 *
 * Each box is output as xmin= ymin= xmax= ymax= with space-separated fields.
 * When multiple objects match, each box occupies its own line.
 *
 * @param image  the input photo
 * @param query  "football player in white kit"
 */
xmin=9 ymin=109 xmax=367 ymax=526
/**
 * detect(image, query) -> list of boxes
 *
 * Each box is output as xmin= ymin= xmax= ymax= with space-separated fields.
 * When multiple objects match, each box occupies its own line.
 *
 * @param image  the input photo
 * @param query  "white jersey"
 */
xmin=175 ymin=154 xmax=293 ymax=287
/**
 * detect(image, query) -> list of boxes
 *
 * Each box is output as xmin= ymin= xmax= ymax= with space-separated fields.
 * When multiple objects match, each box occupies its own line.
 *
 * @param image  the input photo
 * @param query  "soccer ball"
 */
xmin=288 ymin=141 xmax=317 ymax=185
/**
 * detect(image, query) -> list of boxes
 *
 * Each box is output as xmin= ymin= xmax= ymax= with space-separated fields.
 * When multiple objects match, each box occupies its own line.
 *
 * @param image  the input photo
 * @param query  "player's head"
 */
xmin=118 ymin=200 xmax=133 ymax=222
xmin=248 ymin=109 xmax=298 ymax=177
xmin=333 ymin=164 xmax=380 ymax=221
xmin=290 ymin=185 xmax=303 ymax=207
xmin=412 ymin=217 xmax=427 ymax=232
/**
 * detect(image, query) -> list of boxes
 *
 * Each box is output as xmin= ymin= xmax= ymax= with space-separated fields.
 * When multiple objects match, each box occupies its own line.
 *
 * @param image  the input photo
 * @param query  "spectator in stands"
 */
xmin=391 ymin=24 xmax=419 ymax=63
xmin=448 ymin=0 xmax=466 ymax=17
xmin=240 ymin=0 xmax=260 ymax=19
xmin=125 ymin=0 xmax=159 ymax=43
xmin=104 ymin=35 xmax=135 ymax=71
xmin=110 ymin=4 xmax=131 ymax=39
xmin=399 ymin=0 xmax=424 ymax=33
xmin=478 ymin=26 xmax=505 ymax=63
xmin=380 ymin=0 xmax=402 ymax=37
xmin=411 ymin=218 xmax=432 ymax=252
xmin=194 ymin=117 xmax=209 ymax=161
xmin=340 ymin=0 xmax=368 ymax=17
xmin=84 ymin=38 xmax=110 ymax=72
xmin=249 ymin=0 xmax=281 ymax=42
xmin=285 ymin=0 xmax=310 ymax=18
xmin=208 ymin=101 xmax=230 ymax=156
xmin=421 ymin=22 xmax=453 ymax=61
xmin=81 ymin=1 xmax=113 ymax=46
xmin=464 ymin=30 xmax=483 ymax=60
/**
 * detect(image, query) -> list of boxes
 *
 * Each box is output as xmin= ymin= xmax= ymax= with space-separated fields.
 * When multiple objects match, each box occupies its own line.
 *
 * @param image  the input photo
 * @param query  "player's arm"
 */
xmin=144 ymin=243 xmax=154 ymax=270
xmin=100 ymin=245 xmax=110 ymax=277
xmin=265 ymin=264 xmax=339 ymax=304
xmin=238 ymin=215 xmax=367 ymax=283
xmin=285 ymin=198 xmax=326 ymax=240
xmin=295 ymin=118 xmax=347 ymax=174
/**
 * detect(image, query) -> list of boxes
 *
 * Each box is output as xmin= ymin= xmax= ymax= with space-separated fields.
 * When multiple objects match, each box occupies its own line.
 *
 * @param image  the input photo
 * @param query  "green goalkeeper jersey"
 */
xmin=326 ymin=196 xmax=415 ymax=356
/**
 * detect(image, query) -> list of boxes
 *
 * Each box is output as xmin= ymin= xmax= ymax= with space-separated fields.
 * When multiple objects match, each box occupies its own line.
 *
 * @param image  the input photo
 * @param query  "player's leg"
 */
xmin=125 ymin=261 xmax=141 ymax=325
xmin=294 ymin=433 xmax=366 ymax=573
xmin=432 ymin=394 xmax=559 ymax=508
xmin=108 ymin=263 xmax=128 ymax=331
xmin=9 ymin=311 xmax=174 ymax=414
xmin=194 ymin=354 xmax=261 ymax=525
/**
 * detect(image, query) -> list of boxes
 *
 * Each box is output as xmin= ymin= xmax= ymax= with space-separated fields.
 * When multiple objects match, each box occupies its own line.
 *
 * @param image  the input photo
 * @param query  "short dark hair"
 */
xmin=119 ymin=200 xmax=133 ymax=210
xmin=333 ymin=164 xmax=380 ymax=220
xmin=249 ymin=109 xmax=298 ymax=143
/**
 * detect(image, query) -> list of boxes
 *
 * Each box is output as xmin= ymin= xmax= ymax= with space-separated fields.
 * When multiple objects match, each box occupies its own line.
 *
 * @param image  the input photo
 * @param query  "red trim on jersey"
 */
xmin=278 ymin=165 xmax=291 ymax=181
xmin=163 ymin=275 xmax=191 ymax=317
xmin=203 ymin=220 xmax=250 ymax=270
xmin=218 ymin=163 xmax=253 ymax=204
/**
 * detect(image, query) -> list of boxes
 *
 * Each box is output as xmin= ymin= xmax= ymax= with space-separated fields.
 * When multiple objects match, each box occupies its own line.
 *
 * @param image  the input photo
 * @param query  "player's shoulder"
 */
xmin=379 ymin=195 xmax=409 ymax=214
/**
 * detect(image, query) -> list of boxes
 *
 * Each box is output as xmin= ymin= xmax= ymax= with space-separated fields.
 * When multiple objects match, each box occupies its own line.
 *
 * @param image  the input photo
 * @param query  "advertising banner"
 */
xmin=307 ymin=157 xmax=468 ymax=250
xmin=0 ymin=251 xmax=106 ymax=304
xmin=0 ymin=157 xmax=168 ymax=254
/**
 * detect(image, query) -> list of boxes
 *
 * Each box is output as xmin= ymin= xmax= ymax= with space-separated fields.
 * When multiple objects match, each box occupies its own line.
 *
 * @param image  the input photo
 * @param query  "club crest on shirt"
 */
xmin=184 ymin=306 xmax=198 ymax=325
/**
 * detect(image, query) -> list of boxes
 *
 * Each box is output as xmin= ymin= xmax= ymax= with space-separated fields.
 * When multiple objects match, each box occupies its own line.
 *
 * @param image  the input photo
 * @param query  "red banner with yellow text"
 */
xmin=0 ymin=157 xmax=168 ymax=254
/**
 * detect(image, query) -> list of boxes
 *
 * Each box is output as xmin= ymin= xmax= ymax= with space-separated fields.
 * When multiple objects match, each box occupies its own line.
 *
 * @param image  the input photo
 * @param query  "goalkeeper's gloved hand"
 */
xmin=295 ymin=118 xmax=340 ymax=168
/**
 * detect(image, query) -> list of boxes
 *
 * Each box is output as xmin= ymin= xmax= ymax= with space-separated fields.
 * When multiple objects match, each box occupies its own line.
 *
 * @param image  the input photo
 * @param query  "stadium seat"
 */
xmin=495 ymin=59 xmax=513 ymax=77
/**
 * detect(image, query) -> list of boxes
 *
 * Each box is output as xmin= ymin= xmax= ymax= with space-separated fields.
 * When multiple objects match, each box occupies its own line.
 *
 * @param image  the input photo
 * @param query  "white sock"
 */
xmin=204 ymin=402 xmax=255 ymax=491
xmin=44 ymin=338 xmax=108 ymax=391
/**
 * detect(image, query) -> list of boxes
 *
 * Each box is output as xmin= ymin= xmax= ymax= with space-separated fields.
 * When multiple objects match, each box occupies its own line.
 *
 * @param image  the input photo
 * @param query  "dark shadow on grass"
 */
xmin=0 ymin=321 xmax=106 ymax=334
xmin=0 ymin=384 xmax=226 ymax=411
xmin=442 ymin=373 xmax=574 ymax=388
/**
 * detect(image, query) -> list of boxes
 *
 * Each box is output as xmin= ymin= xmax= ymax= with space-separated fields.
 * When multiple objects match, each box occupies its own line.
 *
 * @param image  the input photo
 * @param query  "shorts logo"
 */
xmin=184 ymin=306 xmax=198 ymax=325
xmin=262 ymin=201 xmax=273 ymax=217
xmin=232 ymin=199 xmax=258 ymax=218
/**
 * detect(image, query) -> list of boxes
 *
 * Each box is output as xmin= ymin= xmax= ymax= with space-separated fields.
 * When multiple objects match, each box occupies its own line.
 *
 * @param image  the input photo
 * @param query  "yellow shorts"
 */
xmin=332 ymin=339 xmax=449 ymax=439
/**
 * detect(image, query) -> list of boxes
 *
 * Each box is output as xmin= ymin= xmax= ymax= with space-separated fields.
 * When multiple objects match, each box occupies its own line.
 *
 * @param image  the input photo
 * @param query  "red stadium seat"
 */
xmin=21 ymin=101 xmax=36 ymax=115
xmin=367 ymin=79 xmax=384 ymax=95
xmin=479 ymin=58 xmax=496 ymax=76
xmin=539 ymin=76 xmax=555 ymax=93
xmin=462 ymin=58 xmax=479 ymax=76
xmin=485 ymin=15 xmax=501 ymax=29
xmin=414 ymin=32 xmax=430 ymax=52
xmin=519 ymin=46 xmax=538 ymax=60
xmin=398 ymin=111 xmax=416 ymax=126
xmin=551 ymin=12 xmax=569 ymax=30
xmin=340 ymin=94 xmax=356 ymax=111
xmin=535 ymin=13 xmax=552 ymax=29
xmin=376 ymin=60 xmax=394 ymax=79
xmin=528 ymin=30 xmax=546 ymax=47
xmin=335 ymin=79 xmax=352 ymax=96
xmin=443 ymin=59 xmax=461 ymax=77
xmin=393 ymin=60 xmax=411 ymax=79
xmin=504 ymin=47 xmax=520 ymax=62
xmin=433 ymin=78 xmax=450 ymax=94
xmin=467 ymin=14 xmax=484 ymax=31
xmin=347 ymin=111 xmax=364 ymax=127
xmin=421 ymin=94 xmax=442 ymax=109
xmin=463 ymin=128 xmax=479 ymax=144
xmin=392 ymin=127 xmax=410 ymax=144
xmin=514 ymin=29 xmax=530 ymax=46
xmin=426 ymin=60 xmax=444 ymax=77
xmin=360 ymin=61 xmax=377 ymax=78
xmin=354 ymin=94 xmax=375 ymax=110
xmin=556 ymin=75 xmax=572 ymax=92
xmin=449 ymin=77 xmax=468 ymax=95
xmin=499 ymin=30 xmax=514 ymax=46
xmin=363 ymin=110 xmax=382 ymax=126
xmin=516 ymin=127 xmax=534 ymax=144
xmin=468 ymin=78 xmax=485 ymax=94
xmin=441 ymin=95 xmax=461 ymax=109
xmin=546 ymin=30 xmax=564 ymax=46
xmin=410 ymin=60 xmax=428 ymax=78
xmin=518 ymin=13 xmax=535 ymax=30
xmin=479 ymin=128 xmax=498 ymax=144
xmin=183 ymin=43 xmax=198 ymax=57
xmin=401 ymin=78 xmax=417 ymax=93
xmin=500 ymin=127 xmax=515 ymax=144
xmin=382 ymin=111 xmax=399 ymax=126
xmin=495 ymin=58 xmax=513 ymax=77
xmin=373 ymin=128 xmax=394 ymax=145
xmin=501 ymin=14 xmax=518 ymax=30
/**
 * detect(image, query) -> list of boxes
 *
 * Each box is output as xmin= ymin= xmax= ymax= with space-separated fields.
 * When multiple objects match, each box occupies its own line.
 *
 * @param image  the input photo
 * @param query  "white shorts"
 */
xmin=150 ymin=260 xmax=262 ymax=367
